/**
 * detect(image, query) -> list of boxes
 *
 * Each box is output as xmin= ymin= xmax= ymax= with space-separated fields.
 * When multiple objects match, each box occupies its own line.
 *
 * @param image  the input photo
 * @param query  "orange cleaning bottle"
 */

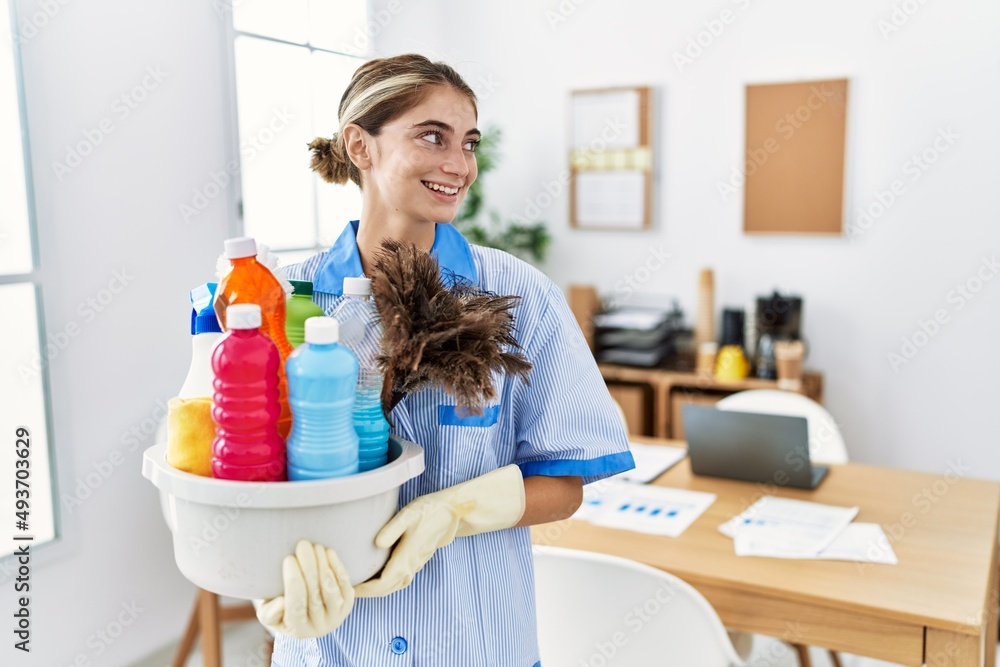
xmin=214 ymin=237 xmax=293 ymax=438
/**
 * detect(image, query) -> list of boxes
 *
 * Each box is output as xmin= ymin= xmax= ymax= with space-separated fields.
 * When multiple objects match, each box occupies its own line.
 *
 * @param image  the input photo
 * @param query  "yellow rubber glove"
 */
xmin=255 ymin=540 xmax=355 ymax=639
xmin=354 ymin=464 xmax=526 ymax=598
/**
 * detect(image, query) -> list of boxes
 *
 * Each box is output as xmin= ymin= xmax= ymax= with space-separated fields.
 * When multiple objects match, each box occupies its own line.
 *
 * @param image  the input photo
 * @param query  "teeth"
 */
xmin=423 ymin=181 xmax=459 ymax=195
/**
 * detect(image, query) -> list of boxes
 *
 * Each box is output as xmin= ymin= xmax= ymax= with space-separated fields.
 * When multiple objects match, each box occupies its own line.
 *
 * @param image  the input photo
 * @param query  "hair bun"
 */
xmin=308 ymin=136 xmax=350 ymax=184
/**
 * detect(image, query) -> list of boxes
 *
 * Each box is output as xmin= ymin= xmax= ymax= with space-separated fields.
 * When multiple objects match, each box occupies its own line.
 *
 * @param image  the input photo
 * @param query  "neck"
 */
xmin=356 ymin=203 xmax=436 ymax=277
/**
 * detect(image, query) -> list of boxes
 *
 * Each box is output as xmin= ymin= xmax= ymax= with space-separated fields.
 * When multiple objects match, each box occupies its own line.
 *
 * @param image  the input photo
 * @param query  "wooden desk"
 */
xmin=600 ymin=364 xmax=824 ymax=439
xmin=532 ymin=437 xmax=1000 ymax=666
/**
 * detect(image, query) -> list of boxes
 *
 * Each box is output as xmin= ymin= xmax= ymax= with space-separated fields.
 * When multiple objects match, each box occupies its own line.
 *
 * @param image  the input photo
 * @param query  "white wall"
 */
xmin=375 ymin=0 xmax=1000 ymax=476
xmin=1 ymin=1 xmax=236 ymax=665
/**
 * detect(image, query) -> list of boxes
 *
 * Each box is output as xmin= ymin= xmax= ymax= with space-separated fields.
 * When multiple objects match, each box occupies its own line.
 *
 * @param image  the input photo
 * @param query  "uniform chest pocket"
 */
xmin=434 ymin=404 xmax=504 ymax=483
xmin=438 ymin=404 xmax=500 ymax=427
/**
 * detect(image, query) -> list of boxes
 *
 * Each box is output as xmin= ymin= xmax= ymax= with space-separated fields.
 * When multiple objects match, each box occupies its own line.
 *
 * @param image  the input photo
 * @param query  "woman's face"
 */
xmin=364 ymin=86 xmax=480 ymax=226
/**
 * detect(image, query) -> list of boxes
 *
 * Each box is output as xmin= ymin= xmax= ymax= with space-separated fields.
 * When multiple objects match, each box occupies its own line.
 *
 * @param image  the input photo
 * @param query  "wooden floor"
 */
xmin=130 ymin=620 xmax=271 ymax=667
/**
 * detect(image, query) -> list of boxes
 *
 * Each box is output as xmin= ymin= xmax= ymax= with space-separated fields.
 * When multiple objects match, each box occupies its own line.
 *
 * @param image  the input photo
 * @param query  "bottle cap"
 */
xmin=223 ymin=237 xmax=257 ymax=259
xmin=227 ymin=304 xmax=262 ymax=329
xmin=342 ymin=277 xmax=372 ymax=297
xmin=190 ymin=283 xmax=222 ymax=334
xmin=289 ymin=280 xmax=314 ymax=297
xmin=305 ymin=317 xmax=339 ymax=345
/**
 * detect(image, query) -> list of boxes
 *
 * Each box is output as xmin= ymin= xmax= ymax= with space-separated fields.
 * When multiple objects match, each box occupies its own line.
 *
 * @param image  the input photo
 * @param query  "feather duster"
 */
xmin=370 ymin=239 xmax=532 ymax=416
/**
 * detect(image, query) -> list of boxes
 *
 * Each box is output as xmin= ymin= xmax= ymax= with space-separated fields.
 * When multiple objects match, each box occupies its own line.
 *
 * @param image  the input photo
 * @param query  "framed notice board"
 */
xmin=569 ymin=86 xmax=654 ymax=231
xmin=744 ymin=78 xmax=849 ymax=235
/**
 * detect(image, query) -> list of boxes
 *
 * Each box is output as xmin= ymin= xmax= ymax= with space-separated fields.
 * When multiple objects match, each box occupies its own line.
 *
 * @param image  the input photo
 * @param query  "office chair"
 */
xmin=716 ymin=389 xmax=848 ymax=464
xmin=533 ymin=545 xmax=751 ymax=666
xmin=716 ymin=389 xmax=847 ymax=667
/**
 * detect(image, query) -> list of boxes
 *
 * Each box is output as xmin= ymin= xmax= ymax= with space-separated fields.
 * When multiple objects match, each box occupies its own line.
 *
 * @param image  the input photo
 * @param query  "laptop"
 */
xmin=681 ymin=404 xmax=829 ymax=489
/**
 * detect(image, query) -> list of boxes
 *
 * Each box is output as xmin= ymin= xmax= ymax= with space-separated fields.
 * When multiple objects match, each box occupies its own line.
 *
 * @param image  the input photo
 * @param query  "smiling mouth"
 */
xmin=422 ymin=180 xmax=460 ymax=196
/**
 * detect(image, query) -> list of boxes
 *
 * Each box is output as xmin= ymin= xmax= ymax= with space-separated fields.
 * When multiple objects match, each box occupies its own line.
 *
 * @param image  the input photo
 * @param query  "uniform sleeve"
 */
xmin=512 ymin=284 xmax=635 ymax=485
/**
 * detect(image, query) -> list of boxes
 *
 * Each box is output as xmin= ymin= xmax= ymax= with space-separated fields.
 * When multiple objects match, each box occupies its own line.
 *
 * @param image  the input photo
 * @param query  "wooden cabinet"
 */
xmin=669 ymin=389 xmax=727 ymax=441
xmin=600 ymin=364 xmax=824 ymax=439
xmin=606 ymin=383 xmax=652 ymax=435
xmin=565 ymin=285 xmax=825 ymax=440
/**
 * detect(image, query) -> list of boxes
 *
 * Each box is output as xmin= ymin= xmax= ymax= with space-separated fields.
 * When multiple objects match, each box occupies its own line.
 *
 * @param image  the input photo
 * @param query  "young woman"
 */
xmin=259 ymin=53 xmax=634 ymax=667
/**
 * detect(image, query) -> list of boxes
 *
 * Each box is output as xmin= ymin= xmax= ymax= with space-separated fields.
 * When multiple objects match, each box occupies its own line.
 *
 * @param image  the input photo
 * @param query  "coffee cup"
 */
xmin=774 ymin=340 xmax=805 ymax=391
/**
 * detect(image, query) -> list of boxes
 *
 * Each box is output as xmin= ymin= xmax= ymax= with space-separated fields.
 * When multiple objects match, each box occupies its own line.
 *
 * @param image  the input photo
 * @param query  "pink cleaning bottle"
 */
xmin=211 ymin=303 xmax=286 ymax=481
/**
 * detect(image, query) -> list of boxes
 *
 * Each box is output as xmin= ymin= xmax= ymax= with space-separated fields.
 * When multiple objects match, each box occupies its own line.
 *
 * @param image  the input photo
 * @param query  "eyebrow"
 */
xmin=411 ymin=120 xmax=481 ymax=138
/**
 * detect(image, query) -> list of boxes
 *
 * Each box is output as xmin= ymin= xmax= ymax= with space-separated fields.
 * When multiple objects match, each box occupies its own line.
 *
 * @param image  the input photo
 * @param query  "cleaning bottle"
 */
xmin=214 ymin=237 xmax=292 ymax=438
xmin=210 ymin=303 xmax=286 ymax=482
xmin=285 ymin=317 xmax=360 ymax=480
xmin=179 ymin=282 xmax=223 ymax=398
xmin=167 ymin=282 xmax=224 ymax=477
xmin=285 ymin=280 xmax=324 ymax=348
xmin=331 ymin=277 xmax=390 ymax=471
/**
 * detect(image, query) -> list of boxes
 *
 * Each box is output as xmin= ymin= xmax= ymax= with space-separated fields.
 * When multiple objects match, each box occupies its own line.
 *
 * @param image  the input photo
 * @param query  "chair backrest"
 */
xmin=715 ymin=389 xmax=848 ymax=464
xmin=533 ymin=545 xmax=747 ymax=667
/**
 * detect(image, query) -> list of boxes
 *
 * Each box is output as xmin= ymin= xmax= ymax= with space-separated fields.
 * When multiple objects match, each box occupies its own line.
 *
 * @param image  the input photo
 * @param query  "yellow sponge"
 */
xmin=167 ymin=397 xmax=215 ymax=477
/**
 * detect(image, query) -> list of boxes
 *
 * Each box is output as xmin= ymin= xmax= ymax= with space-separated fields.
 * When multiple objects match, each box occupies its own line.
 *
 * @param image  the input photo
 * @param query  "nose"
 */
xmin=441 ymin=143 xmax=471 ymax=182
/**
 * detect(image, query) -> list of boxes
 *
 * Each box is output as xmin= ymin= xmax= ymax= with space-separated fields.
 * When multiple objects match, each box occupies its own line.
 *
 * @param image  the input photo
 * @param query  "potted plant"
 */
xmin=453 ymin=126 xmax=551 ymax=263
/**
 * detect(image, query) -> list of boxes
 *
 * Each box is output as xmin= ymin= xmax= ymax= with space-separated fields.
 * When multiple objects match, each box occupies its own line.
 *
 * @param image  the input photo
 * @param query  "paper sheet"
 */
xmin=618 ymin=442 xmax=686 ymax=484
xmin=573 ymin=480 xmax=715 ymax=538
xmin=573 ymin=482 xmax=620 ymax=522
xmin=574 ymin=171 xmax=646 ymax=228
xmin=719 ymin=496 xmax=859 ymax=558
xmin=571 ymin=90 xmax=640 ymax=150
xmin=811 ymin=523 xmax=898 ymax=564
xmin=593 ymin=308 xmax=668 ymax=331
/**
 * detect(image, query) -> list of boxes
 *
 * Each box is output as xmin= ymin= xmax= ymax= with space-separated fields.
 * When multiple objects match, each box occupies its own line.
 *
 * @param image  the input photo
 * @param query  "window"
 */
xmin=224 ymin=0 xmax=370 ymax=258
xmin=0 ymin=0 xmax=58 ymax=559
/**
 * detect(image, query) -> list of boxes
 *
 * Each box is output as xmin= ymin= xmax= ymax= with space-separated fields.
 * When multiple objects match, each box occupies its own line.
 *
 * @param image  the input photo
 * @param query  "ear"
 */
xmin=342 ymin=123 xmax=373 ymax=171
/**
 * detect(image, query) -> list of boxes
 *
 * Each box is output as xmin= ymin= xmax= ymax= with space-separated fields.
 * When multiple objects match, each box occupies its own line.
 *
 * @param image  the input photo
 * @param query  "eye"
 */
xmin=463 ymin=138 xmax=481 ymax=152
xmin=420 ymin=131 xmax=442 ymax=145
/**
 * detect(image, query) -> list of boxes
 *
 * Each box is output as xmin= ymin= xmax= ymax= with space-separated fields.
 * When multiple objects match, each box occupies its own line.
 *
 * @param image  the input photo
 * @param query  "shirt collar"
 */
xmin=313 ymin=220 xmax=479 ymax=296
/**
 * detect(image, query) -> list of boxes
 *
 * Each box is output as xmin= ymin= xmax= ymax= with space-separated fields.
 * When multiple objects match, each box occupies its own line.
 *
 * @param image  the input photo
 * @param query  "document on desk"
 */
xmin=719 ymin=496 xmax=859 ymax=559
xmin=812 ymin=523 xmax=898 ymax=564
xmin=618 ymin=442 xmax=686 ymax=483
xmin=573 ymin=479 xmax=715 ymax=538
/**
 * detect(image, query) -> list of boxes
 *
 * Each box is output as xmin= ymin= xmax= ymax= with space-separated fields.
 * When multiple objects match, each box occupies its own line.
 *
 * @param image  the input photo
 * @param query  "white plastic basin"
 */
xmin=142 ymin=436 xmax=424 ymax=600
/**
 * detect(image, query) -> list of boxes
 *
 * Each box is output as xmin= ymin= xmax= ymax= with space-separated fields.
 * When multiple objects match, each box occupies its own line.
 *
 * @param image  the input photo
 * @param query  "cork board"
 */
xmin=743 ymin=78 xmax=848 ymax=235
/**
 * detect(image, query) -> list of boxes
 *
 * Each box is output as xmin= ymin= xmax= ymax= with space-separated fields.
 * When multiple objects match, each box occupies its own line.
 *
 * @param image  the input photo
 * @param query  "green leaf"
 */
xmin=452 ymin=124 xmax=550 ymax=263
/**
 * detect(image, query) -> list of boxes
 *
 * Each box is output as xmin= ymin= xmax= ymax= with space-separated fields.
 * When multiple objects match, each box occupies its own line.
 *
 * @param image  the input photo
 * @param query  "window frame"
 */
xmin=0 ymin=0 xmax=62 ymax=563
xmin=220 ymin=5 xmax=369 ymax=255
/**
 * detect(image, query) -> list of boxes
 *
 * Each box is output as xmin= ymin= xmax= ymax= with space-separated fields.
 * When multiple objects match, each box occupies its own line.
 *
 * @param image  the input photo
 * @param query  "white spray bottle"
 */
xmin=179 ymin=282 xmax=224 ymax=398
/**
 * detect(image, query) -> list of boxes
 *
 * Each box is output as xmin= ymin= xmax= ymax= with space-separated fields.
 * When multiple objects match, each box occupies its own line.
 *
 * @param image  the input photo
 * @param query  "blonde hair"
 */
xmin=309 ymin=54 xmax=477 ymax=188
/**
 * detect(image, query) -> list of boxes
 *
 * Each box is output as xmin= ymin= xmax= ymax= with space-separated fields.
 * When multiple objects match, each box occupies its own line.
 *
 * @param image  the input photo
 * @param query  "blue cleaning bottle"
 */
xmin=285 ymin=316 xmax=360 ymax=480
xmin=332 ymin=277 xmax=390 ymax=471
xmin=178 ymin=282 xmax=224 ymax=399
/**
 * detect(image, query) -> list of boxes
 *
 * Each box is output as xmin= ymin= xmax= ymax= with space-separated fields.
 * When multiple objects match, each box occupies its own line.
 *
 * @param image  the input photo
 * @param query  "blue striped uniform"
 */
xmin=272 ymin=220 xmax=634 ymax=667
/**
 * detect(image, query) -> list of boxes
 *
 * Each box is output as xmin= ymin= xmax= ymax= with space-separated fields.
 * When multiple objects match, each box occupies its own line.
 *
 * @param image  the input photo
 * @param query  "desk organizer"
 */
xmin=142 ymin=435 xmax=424 ymax=599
